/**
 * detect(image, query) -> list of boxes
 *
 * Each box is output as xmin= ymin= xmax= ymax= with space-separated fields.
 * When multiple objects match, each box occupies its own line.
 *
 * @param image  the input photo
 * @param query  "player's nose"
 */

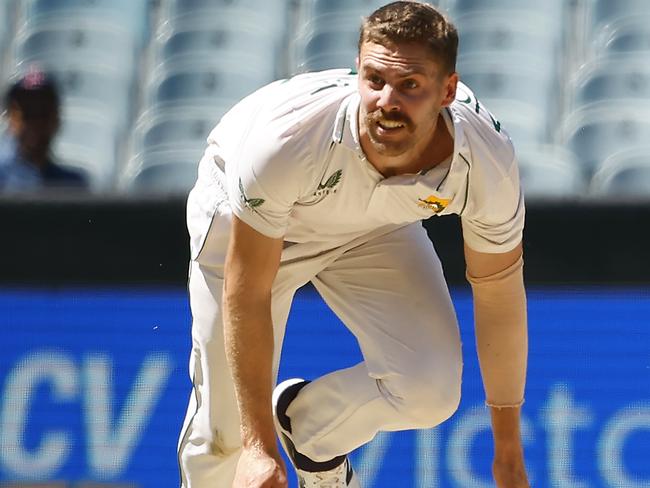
xmin=376 ymin=84 xmax=401 ymax=112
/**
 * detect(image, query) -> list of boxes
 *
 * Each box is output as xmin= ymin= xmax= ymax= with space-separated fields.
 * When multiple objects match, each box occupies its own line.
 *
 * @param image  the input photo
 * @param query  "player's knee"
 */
xmin=407 ymin=380 xmax=460 ymax=427
xmin=385 ymin=367 xmax=461 ymax=427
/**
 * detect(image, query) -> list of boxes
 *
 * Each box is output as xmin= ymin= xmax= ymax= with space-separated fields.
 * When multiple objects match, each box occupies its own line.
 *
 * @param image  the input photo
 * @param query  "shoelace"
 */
xmin=299 ymin=464 xmax=347 ymax=487
xmin=314 ymin=472 xmax=341 ymax=487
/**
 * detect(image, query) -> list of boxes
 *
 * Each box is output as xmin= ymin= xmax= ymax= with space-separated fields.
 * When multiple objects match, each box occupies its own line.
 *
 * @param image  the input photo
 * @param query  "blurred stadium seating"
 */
xmin=590 ymin=145 xmax=650 ymax=197
xmin=0 ymin=0 xmax=648 ymax=198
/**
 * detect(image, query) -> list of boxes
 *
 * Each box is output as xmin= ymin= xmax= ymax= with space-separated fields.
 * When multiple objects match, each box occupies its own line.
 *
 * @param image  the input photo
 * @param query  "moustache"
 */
xmin=367 ymin=110 xmax=412 ymax=128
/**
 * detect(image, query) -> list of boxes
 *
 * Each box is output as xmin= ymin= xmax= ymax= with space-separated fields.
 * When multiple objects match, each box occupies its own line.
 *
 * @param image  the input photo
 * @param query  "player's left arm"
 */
xmin=464 ymin=240 xmax=530 ymax=488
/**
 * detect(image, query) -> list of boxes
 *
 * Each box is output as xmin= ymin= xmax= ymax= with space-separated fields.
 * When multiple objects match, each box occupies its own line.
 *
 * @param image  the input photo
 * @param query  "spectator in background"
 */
xmin=0 ymin=68 xmax=87 ymax=191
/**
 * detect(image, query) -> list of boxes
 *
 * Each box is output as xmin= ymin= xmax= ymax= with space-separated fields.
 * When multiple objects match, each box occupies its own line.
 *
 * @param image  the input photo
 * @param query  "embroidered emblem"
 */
xmin=309 ymin=169 xmax=343 ymax=204
xmin=239 ymin=178 xmax=265 ymax=212
xmin=317 ymin=169 xmax=342 ymax=192
xmin=417 ymin=195 xmax=450 ymax=214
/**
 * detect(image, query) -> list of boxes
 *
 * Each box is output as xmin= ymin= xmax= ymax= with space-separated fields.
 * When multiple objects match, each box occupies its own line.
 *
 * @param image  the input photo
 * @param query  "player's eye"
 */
xmin=367 ymin=74 xmax=384 ymax=88
xmin=401 ymin=79 xmax=419 ymax=90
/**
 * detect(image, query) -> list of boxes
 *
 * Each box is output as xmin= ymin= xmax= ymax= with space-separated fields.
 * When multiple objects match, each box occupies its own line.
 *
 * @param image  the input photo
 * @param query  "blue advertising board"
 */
xmin=0 ymin=287 xmax=649 ymax=487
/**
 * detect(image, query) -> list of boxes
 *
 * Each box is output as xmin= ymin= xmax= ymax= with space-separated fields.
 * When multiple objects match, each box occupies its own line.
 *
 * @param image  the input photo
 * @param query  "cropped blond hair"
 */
xmin=359 ymin=1 xmax=458 ymax=75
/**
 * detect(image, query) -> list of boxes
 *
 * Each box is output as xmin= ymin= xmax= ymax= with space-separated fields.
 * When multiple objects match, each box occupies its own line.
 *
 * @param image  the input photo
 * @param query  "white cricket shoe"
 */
xmin=272 ymin=378 xmax=361 ymax=488
xmin=294 ymin=457 xmax=359 ymax=488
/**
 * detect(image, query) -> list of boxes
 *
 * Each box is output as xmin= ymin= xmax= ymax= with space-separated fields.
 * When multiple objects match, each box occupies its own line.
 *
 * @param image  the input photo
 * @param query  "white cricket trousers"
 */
xmin=178 ymin=168 xmax=463 ymax=487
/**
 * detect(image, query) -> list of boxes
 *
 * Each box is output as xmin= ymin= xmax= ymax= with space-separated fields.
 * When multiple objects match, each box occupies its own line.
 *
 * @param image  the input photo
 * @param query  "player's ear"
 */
xmin=441 ymin=72 xmax=459 ymax=107
xmin=355 ymin=56 xmax=360 ymax=71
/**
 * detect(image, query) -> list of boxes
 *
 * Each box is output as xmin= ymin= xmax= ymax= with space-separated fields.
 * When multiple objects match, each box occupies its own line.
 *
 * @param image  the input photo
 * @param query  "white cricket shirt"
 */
xmin=204 ymin=69 xmax=524 ymax=253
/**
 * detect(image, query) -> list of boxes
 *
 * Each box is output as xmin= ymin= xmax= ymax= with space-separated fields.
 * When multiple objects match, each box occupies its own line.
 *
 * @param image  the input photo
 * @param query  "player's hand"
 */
xmin=493 ymin=454 xmax=530 ymax=488
xmin=232 ymin=446 xmax=287 ymax=488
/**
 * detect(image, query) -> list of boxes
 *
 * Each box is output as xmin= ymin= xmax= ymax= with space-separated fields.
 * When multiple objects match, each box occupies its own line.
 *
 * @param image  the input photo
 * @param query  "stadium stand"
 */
xmin=158 ymin=25 xmax=275 ymax=75
xmin=124 ymin=62 xmax=248 ymax=195
xmin=590 ymin=146 xmax=650 ymax=197
xmin=589 ymin=0 xmax=650 ymax=34
xmin=450 ymin=0 xmax=564 ymax=15
xmin=516 ymin=145 xmax=585 ymax=199
xmin=563 ymin=59 xmax=650 ymax=182
xmin=162 ymin=0 xmax=289 ymax=74
xmin=121 ymin=108 xmax=219 ymax=194
xmin=121 ymin=148 xmax=204 ymax=194
xmin=570 ymin=60 xmax=650 ymax=110
xmin=147 ymin=62 xmax=267 ymax=111
xmin=559 ymin=103 xmax=650 ymax=178
xmin=296 ymin=28 xmax=361 ymax=73
xmin=14 ymin=22 xmax=138 ymax=75
xmin=20 ymin=0 xmax=151 ymax=46
xmin=448 ymin=0 xmax=573 ymax=193
xmin=166 ymin=0 xmax=289 ymax=21
xmin=121 ymin=0 xmax=292 ymax=194
xmin=0 ymin=0 xmax=648 ymax=199
xmin=0 ymin=1 xmax=17 ymax=88
xmin=457 ymin=55 xmax=553 ymax=146
xmin=133 ymin=110 xmax=216 ymax=155
xmin=454 ymin=14 xmax=558 ymax=71
xmin=560 ymin=0 xmax=650 ymax=186
xmin=594 ymin=16 xmax=650 ymax=58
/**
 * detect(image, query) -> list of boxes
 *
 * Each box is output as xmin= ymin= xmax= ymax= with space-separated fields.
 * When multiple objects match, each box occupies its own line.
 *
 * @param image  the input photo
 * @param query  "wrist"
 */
xmin=494 ymin=438 xmax=524 ymax=460
xmin=489 ymin=405 xmax=524 ymax=449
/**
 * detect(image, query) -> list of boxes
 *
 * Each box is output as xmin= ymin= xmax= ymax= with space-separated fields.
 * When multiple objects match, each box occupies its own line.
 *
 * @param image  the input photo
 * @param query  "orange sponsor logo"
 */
xmin=417 ymin=195 xmax=450 ymax=214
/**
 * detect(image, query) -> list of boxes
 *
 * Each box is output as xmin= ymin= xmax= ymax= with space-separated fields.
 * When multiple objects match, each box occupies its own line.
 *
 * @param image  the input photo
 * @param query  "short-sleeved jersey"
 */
xmin=203 ymin=69 xmax=524 ymax=253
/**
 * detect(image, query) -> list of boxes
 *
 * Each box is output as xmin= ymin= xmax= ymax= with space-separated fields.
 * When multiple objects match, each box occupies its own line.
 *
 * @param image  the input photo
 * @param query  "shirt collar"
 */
xmin=332 ymin=92 xmax=362 ymax=151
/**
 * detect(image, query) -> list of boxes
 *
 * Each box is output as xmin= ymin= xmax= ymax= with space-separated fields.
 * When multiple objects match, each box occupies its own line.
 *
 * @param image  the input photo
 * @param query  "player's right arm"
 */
xmin=224 ymin=215 xmax=287 ymax=488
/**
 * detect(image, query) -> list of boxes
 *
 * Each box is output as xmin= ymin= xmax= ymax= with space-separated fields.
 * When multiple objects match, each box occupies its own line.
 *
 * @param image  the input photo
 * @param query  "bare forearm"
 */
xmin=223 ymin=292 xmax=277 ymax=449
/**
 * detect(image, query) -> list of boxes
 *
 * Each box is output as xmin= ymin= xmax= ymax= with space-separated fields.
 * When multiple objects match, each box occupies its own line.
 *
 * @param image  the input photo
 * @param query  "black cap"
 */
xmin=4 ymin=67 xmax=60 ymax=119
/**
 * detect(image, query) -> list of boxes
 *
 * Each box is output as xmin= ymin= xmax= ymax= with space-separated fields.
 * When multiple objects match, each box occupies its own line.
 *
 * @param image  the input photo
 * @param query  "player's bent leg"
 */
xmin=371 ymin=353 xmax=462 ymax=430
xmin=281 ymin=361 xmax=461 ymax=464
xmin=285 ymin=222 xmax=463 ymax=462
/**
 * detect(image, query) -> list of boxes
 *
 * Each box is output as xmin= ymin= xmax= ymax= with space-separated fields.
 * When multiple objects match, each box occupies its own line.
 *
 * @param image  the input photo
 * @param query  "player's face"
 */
xmin=357 ymin=41 xmax=456 ymax=157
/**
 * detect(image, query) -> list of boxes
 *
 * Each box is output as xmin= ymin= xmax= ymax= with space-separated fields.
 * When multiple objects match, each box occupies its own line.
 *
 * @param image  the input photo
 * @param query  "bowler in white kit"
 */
xmin=178 ymin=2 xmax=530 ymax=487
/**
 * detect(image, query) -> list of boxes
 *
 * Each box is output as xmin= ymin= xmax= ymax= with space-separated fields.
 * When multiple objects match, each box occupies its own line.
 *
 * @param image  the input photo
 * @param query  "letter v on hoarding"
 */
xmin=83 ymin=352 xmax=173 ymax=478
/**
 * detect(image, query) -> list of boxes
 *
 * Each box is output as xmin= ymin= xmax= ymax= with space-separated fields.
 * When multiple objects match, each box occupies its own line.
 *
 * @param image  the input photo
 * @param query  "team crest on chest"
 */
xmin=312 ymin=169 xmax=343 ymax=203
xmin=417 ymin=195 xmax=450 ymax=214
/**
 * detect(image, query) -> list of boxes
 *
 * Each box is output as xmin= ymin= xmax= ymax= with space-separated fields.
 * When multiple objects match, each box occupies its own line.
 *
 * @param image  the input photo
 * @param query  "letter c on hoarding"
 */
xmin=598 ymin=403 xmax=650 ymax=488
xmin=0 ymin=351 xmax=77 ymax=479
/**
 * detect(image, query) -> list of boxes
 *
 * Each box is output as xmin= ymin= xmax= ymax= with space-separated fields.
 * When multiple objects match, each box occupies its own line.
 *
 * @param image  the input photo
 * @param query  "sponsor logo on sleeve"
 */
xmin=239 ymin=178 xmax=265 ymax=212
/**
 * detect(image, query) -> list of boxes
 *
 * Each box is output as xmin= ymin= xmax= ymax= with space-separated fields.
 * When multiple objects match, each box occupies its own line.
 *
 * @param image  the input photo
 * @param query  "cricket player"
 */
xmin=178 ymin=2 xmax=530 ymax=487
